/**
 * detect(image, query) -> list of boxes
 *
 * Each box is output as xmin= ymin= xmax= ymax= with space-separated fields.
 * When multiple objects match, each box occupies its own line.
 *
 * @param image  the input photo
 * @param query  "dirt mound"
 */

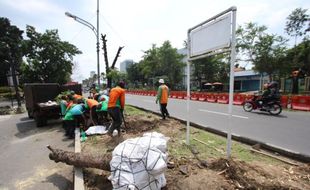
xmin=83 ymin=112 xmax=310 ymax=190
xmin=124 ymin=114 xmax=160 ymax=134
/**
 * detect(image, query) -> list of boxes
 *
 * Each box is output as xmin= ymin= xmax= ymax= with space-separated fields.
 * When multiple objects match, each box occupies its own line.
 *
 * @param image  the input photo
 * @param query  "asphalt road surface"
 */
xmin=126 ymin=94 xmax=310 ymax=158
xmin=0 ymin=112 xmax=73 ymax=190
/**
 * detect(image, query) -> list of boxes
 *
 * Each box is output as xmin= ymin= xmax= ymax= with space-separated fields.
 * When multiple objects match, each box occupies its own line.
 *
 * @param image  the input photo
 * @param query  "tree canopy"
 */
xmin=192 ymin=55 xmax=228 ymax=90
xmin=21 ymin=25 xmax=81 ymax=84
xmin=285 ymin=8 xmax=309 ymax=41
xmin=127 ymin=41 xmax=185 ymax=89
xmin=0 ymin=17 xmax=23 ymax=86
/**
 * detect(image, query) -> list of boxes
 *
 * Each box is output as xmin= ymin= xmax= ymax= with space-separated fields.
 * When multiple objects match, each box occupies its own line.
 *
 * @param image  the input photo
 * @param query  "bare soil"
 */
xmin=82 ymin=113 xmax=310 ymax=190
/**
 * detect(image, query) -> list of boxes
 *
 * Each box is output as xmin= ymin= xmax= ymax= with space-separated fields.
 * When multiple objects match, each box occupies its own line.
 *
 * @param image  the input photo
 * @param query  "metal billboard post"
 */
xmin=186 ymin=6 xmax=237 ymax=158
xmin=186 ymin=48 xmax=191 ymax=145
xmin=227 ymin=8 xmax=237 ymax=158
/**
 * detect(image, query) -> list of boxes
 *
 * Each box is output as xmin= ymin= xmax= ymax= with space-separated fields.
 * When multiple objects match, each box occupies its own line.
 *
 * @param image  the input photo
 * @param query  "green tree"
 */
xmin=0 ymin=17 xmax=23 ymax=86
xmin=284 ymin=38 xmax=310 ymax=76
xmin=127 ymin=63 xmax=144 ymax=88
xmin=285 ymin=8 xmax=309 ymax=94
xmin=253 ymin=34 xmax=287 ymax=81
xmin=106 ymin=69 xmax=127 ymax=87
xmin=138 ymin=41 xmax=185 ymax=89
xmin=236 ymin=22 xmax=288 ymax=80
xmin=21 ymin=25 xmax=81 ymax=84
xmin=192 ymin=55 xmax=227 ymax=90
xmin=285 ymin=8 xmax=309 ymax=47
xmin=140 ymin=44 xmax=159 ymax=83
xmin=236 ymin=22 xmax=267 ymax=67
xmin=0 ymin=17 xmax=23 ymax=107
xmin=157 ymin=41 xmax=185 ymax=87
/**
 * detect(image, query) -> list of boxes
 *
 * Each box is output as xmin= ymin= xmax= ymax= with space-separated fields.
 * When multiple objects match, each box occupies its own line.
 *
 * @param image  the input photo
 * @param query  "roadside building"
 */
xmin=234 ymin=70 xmax=268 ymax=92
xmin=120 ymin=59 xmax=134 ymax=73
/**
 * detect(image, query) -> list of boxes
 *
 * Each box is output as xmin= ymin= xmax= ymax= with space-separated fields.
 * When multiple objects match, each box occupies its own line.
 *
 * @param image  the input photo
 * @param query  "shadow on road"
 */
xmin=44 ymin=173 xmax=73 ymax=190
xmin=251 ymin=111 xmax=288 ymax=118
xmin=15 ymin=118 xmax=63 ymax=139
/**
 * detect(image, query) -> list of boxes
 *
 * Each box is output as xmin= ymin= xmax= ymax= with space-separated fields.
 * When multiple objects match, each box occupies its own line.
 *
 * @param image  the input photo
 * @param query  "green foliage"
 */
xmin=127 ymin=41 xmax=185 ymax=89
xmin=55 ymin=90 xmax=72 ymax=103
xmin=127 ymin=63 xmax=144 ymax=87
xmin=236 ymin=22 xmax=268 ymax=66
xmin=21 ymin=25 xmax=81 ymax=84
xmin=236 ymin=22 xmax=288 ymax=80
xmin=187 ymin=128 xmax=281 ymax=163
xmin=192 ymin=54 xmax=228 ymax=90
xmin=0 ymin=17 xmax=23 ymax=86
xmin=285 ymin=8 xmax=309 ymax=38
xmin=284 ymin=38 xmax=310 ymax=76
xmin=107 ymin=69 xmax=128 ymax=87
xmin=124 ymin=105 xmax=146 ymax=116
xmin=253 ymin=34 xmax=288 ymax=80
xmin=284 ymin=8 xmax=309 ymax=77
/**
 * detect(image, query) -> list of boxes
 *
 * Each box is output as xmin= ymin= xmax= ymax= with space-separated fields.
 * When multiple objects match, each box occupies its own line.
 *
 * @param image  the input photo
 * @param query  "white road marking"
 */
xmin=143 ymin=100 xmax=154 ymax=103
xmin=199 ymin=109 xmax=249 ymax=119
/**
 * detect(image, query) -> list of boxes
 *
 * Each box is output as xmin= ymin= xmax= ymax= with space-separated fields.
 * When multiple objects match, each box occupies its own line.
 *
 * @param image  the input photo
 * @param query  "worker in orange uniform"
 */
xmin=84 ymin=98 xmax=99 ymax=126
xmin=156 ymin=79 xmax=170 ymax=119
xmin=107 ymin=81 xmax=126 ymax=137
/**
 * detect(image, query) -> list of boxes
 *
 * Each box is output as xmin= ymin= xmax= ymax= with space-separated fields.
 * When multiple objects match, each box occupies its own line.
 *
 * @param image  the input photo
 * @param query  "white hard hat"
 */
xmin=159 ymin=79 xmax=164 ymax=83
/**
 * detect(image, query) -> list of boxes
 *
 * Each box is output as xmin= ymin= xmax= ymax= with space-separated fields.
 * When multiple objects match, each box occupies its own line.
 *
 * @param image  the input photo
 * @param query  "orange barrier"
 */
xmin=191 ymin=92 xmax=199 ymax=100
xmin=280 ymin=95 xmax=289 ymax=109
xmin=171 ymin=91 xmax=177 ymax=98
xmin=233 ymin=94 xmax=245 ymax=105
xmin=177 ymin=92 xmax=186 ymax=99
xmin=217 ymin=93 xmax=229 ymax=104
xmin=198 ymin=93 xmax=207 ymax=101
xmin=291 ymin=95 xmax=310 ymax=111
xmin=206 ymin=93 xmax=217 ymax=103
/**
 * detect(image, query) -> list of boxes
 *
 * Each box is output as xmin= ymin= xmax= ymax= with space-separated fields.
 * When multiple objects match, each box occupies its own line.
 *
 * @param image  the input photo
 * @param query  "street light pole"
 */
xmin=65 ymin=0 xmax=100 ymax=86
xmin=96 ymin=0 xmax=100 ymax=87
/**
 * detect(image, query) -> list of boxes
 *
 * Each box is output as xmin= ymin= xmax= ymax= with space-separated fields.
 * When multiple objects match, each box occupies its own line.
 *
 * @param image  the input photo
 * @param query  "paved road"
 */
xmin=126 ymin=94 xmax=310 ymax=158
xmin=0 ymin=112 xmax=74 ymax=190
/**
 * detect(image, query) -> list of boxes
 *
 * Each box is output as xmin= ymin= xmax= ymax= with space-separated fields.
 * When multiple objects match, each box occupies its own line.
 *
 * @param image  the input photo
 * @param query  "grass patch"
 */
xmin=165 ymin=126 xmax=283 ymax=165
xmin=125 ymin=105 xmax=148 ymax=116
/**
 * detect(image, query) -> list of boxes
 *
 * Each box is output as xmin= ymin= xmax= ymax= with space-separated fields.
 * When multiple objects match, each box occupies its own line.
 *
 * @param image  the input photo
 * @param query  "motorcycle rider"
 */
xmin=257 ymin=81 xmax=280 ymax=108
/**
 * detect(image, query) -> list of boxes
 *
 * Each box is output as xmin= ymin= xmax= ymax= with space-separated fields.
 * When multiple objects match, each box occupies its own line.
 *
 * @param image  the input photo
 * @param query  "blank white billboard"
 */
xmin=189 ymin=13 xmax=232 ymax=58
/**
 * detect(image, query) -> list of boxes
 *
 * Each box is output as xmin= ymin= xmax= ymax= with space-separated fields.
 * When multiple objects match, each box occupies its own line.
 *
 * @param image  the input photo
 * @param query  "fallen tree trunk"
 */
xmin=47 ymin=145 xmax=112 ymax=171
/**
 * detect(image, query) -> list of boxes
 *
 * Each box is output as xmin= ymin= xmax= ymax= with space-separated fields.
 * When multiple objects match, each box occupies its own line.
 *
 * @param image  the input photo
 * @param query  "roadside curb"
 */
xmin=129 ymin=104 xmax=310 ymax=163
xmin=74 ymin=128 xmax=85 ymax=190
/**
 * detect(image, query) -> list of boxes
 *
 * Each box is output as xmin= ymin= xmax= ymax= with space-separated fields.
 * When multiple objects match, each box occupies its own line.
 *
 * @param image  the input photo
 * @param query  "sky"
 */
xmin=0 ymin=0 xmax=309 ymax=82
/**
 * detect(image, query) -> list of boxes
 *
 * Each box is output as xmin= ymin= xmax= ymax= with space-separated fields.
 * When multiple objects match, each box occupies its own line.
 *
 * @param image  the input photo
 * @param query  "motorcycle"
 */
xmin=243 ymin=94 xmax=282 ymax=115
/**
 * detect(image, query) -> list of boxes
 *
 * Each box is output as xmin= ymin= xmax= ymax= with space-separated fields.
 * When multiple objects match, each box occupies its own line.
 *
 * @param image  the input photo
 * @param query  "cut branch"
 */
xmin=111 ymin=46 xmax=124 ymax=69
xmin=47 ymin=145 xmax=112 ymax=171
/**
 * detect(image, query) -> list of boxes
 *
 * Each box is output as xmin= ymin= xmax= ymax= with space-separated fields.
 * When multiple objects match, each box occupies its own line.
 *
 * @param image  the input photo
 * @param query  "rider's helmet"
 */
xmin=267 ymin=81 xmax=278 ymax=89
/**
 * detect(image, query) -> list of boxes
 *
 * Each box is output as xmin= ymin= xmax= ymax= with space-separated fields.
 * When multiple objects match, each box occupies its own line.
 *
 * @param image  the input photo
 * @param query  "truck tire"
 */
xmin=35 ymin=116 xmax=42 ymax=127
xmin=27 ymin=110 xmax=34 ymax=119
xmin=34 ymin=112 xmax=46 ymax=127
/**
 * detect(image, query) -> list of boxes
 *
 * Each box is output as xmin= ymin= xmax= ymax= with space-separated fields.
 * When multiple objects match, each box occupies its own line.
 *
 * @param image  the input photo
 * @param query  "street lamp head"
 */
xmin=65 ymin=12 xmax=76 ymax=19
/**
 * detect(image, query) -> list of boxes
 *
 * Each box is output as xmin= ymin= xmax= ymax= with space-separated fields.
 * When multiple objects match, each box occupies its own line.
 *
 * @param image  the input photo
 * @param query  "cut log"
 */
xmin=47 ymin=145 xmax=112 ymax=171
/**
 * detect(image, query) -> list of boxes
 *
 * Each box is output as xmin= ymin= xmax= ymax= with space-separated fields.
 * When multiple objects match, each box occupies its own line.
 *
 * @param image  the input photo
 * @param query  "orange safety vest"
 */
xmin=73 ymin=94 xmax=83 ymax=100
xmin=157 ymin=84 xmax=169 ymax=104
xmin=84 ymin=98 xmax=99 ymax=109
xmin=108 ymin=86 xmax=125 ymax=109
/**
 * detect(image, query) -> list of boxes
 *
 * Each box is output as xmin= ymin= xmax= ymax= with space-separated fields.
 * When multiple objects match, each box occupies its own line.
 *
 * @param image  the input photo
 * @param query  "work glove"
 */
xmin=120 ymin=108 xmax=124 ymax=114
